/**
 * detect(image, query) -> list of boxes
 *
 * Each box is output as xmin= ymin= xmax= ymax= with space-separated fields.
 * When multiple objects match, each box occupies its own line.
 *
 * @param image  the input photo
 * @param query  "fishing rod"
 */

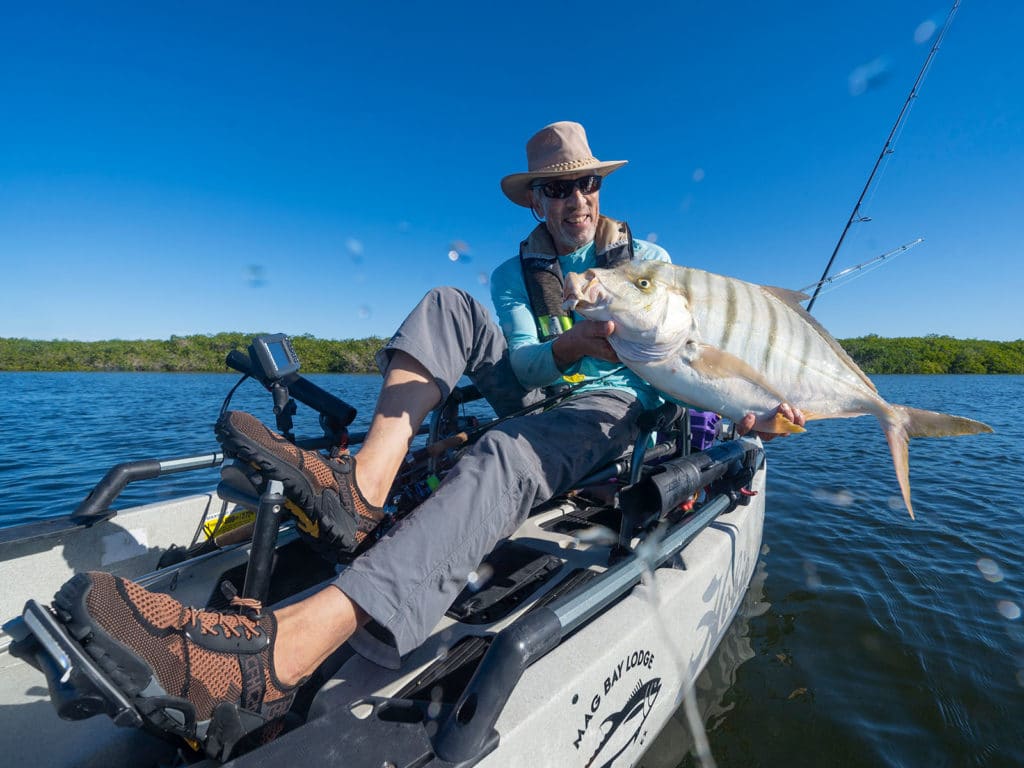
xmin=806 ymin=0 xmax=961 ymax=312
xmin=799 ymin=237 xmax=923 ymax=295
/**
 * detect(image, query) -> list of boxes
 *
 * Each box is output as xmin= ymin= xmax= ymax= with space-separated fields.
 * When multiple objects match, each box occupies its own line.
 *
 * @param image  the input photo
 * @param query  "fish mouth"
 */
xmin=563 ymin=270 xmax=608 ymax=312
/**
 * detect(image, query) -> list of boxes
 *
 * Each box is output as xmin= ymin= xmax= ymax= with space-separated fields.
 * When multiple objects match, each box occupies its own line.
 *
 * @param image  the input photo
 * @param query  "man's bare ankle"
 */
xmin=270 ymin=587 xmax=362 ymax=687
xmin=353 ymin=461 xmax=387 ymax=508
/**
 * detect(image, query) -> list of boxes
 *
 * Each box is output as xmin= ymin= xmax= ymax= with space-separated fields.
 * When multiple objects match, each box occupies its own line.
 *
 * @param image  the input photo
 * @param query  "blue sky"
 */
xmin=2 ymin=1 xmax=1021 ymax=343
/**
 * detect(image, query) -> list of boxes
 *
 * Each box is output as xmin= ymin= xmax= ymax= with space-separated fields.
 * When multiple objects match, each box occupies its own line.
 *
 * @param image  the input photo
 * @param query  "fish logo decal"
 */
xmin=585 ymin=677 xmax=662 ymax=768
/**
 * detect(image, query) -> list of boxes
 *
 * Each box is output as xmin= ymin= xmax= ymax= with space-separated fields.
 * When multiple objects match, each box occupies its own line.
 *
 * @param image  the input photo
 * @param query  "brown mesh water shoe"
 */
xmin=52 ymin=571 xmax=295 ymax=760
xmin=215 ymin=410 xmax=385 ymax=559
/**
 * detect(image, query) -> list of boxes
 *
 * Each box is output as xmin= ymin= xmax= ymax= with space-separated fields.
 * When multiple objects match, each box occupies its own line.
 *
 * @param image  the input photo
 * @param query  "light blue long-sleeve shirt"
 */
xmin=489 ymin=237 xmax=671 ymax=410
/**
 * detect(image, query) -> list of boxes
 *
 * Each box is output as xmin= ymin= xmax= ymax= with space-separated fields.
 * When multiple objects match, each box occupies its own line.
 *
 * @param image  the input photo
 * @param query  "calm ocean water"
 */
xmin=1 ymin=372 xmax=1021 ymax=767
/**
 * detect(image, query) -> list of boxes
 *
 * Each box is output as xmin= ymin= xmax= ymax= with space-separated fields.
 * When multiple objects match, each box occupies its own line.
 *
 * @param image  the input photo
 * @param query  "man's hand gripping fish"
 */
xmin=563 ymin=261 xmax=993 ymax=519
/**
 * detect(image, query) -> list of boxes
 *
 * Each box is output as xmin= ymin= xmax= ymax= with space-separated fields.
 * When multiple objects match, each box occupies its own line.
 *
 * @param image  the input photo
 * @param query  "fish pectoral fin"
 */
xmin=691 ymin=344 xmax=788 ymax=402
xmin=758 ymin=412 xmax=806 ymax=434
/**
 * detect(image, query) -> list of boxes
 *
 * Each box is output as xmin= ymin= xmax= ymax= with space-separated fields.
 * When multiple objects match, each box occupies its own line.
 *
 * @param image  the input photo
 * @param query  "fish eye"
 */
xmin=636 ymin=278 xmax=651 ymax=290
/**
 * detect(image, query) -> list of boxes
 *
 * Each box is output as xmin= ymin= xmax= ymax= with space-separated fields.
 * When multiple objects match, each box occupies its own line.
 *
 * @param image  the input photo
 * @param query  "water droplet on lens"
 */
xmin=646 ymin=232 xmax=659 ymax=243
xmin=448 ymin=240 xmax=472 ymax=263
xmin=245 ymin=264 xmax=267 ymax=288
xmin=575 ymin=525 xmax=618 ymax=547
xmin=357 ymin=305 xmax=371 ymax=319
xmin=848 ymin=57 xmax=891 ymax=96
xmin=803 ymin=560 xmax=822 ymax=589
xmin=914 ymin=20 xmax=937 ymax=44
xmin=812 ymin=487 xmax=855 ymax=507
xmin=477 ymin=272 xmax=489 ymax=285
xmin=476 ymin=563 xmax=493 ymax=584
xmin=977 ymin=557 xmax=1003 ymax=582
xmin=997 ymin=600 xmax=1021 ymax=620
xmin=861 ymin=632 xmax=882 ymax=652
xmin=465 ymin=563 xmax=494 ymax=591
xmin=692 ymin=168 xmax=705 ymax=182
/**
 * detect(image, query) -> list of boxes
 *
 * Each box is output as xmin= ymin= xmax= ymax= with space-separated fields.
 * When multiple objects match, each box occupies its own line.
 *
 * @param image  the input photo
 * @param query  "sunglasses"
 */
xmin=530 ymin=175 xmax=603 ymax=199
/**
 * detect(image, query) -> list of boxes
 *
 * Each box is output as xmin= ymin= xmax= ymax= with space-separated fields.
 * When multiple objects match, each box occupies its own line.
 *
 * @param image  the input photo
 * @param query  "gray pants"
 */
xmin=334 ymin=288 xmax=644 ymax=666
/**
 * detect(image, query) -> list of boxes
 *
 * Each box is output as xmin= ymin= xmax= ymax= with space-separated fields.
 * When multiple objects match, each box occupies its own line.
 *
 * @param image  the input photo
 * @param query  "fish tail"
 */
xmin=881 ymin=405 xmax=994 ymax=520
xmin=897 ymin=405 xmax=994 ymax=439
xmin=882 ymin=409 xmax=914 ymax=520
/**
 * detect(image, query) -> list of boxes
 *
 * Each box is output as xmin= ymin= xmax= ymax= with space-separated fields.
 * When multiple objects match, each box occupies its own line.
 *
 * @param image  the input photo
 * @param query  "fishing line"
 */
xmin=799 ymin=238 xmax=924 ymax=296
xmin=806 ymin=0 xmax=962 ymax=311
xmin=634 ymin=530 xmax=719 ymax=768
xmin=806 ymin=260 xmax=891 ymax=299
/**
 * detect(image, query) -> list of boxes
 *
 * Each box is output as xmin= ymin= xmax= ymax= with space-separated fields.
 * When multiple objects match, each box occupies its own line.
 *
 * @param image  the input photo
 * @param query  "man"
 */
xmin=46 ymin=122 xmax=802 ymax=754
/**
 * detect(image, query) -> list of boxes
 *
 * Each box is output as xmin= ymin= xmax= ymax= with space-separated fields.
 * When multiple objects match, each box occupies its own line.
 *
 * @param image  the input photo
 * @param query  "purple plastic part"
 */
xmin=689 ymin=410 xmax=720 ymax=452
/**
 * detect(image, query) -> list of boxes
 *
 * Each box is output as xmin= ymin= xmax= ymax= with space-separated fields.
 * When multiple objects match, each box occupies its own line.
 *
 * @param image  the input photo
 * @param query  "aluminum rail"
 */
xmin=552 ymin=491 xmax=731 ymax=635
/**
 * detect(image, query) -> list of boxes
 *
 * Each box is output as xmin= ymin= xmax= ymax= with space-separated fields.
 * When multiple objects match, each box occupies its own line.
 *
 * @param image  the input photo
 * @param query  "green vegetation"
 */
xmin=0 ymin=333 xmax=388 ymax=373
xmin=1 ymin=333 xmax=1021 ymax=374
xmin=839 ymin=335 xmax=1024 ymax=374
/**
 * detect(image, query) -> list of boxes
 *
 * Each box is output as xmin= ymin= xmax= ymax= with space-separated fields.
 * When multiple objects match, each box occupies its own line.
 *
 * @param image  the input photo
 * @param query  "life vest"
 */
xmin=519 ymin=216 xmax=634 ymax=341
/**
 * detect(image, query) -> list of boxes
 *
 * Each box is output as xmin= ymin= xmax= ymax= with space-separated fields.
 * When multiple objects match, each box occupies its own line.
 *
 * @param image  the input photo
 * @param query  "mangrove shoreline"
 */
xmin=2 ymin=333 xmax=1022 ymax=375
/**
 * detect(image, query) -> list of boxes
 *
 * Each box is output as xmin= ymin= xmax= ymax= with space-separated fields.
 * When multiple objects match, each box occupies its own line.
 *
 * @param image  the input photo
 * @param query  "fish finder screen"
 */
xmin=269 ymin=342 xmax=291 ymax=370
xmin=250 ymin=334 xmax=300 ymax=380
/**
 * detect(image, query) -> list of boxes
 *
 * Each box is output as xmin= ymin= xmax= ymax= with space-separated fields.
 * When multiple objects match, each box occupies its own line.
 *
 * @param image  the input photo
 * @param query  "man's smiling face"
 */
xmin=531 ymin=174 xmax=601 ymax=255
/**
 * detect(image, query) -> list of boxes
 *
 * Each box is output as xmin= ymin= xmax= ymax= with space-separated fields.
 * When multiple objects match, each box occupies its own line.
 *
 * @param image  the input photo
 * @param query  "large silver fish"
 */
xmin=564 ymin=261 xmax=993 ymax=518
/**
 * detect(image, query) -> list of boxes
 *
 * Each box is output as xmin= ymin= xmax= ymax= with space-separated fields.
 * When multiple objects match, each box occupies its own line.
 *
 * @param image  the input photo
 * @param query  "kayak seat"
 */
xmin=217 ymin=461 xmax=266 ymax=511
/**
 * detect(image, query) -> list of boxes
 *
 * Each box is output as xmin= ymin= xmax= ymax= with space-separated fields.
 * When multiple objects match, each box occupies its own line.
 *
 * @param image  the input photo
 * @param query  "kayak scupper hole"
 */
xmin=455 ymin=693 xmax=477 ymax=725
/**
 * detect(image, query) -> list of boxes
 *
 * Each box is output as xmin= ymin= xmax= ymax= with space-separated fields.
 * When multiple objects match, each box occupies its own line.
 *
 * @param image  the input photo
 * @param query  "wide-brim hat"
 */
xmin=501 ymin=121 xmax=627 ymax=207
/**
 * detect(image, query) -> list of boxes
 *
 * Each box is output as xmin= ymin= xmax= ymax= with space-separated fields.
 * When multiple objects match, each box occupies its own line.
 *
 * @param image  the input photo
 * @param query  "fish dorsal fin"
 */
xmin=763 ymin=285 xmax=811 ymax=305
xmin=761 ymin=285 xmax=878 ymax=394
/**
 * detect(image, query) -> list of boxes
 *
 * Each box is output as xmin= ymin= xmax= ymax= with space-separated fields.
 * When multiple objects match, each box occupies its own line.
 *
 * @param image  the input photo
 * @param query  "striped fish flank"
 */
xmin=563 ymin=261 xmax=993 ymax=518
